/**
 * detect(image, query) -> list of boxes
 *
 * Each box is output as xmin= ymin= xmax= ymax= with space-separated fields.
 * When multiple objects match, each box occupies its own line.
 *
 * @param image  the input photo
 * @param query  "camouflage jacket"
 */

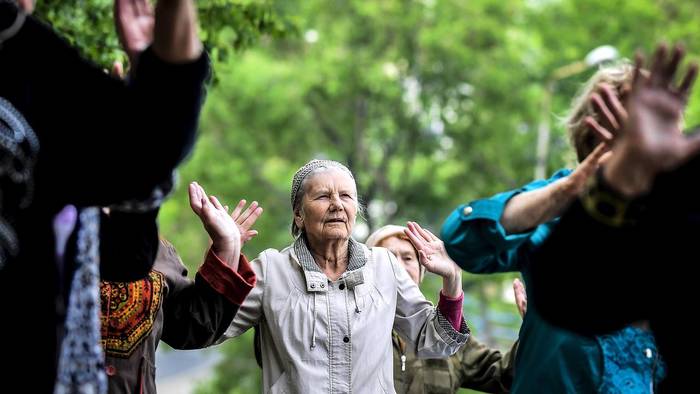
xmin=392 ymin=331 xmax=517 ymax=394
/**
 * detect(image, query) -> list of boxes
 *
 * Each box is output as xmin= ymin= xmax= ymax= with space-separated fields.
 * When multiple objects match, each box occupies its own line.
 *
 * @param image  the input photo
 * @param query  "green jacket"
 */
xmin=392 ymin=331 xmax=517 ymax=394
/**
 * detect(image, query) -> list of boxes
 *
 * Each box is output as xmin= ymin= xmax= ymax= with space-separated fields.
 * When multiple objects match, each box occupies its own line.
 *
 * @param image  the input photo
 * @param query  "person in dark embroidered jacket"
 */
xmin=100 ymin=183 xmax=261 ymax=394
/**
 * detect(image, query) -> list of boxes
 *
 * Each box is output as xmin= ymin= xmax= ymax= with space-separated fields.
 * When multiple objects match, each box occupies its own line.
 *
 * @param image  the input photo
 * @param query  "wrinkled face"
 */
xmin=379 ymin=236 xmax=421 ymax=285
xmin=295 ymin=169 xmax=358 ymax=242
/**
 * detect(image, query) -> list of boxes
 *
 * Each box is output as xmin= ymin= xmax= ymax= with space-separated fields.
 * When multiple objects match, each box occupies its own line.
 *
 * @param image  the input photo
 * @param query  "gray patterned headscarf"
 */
xmin=290 ymin=160 xmax=366 ymax=273
xmin=290 ymin=159 xmax=355 ymax=237
xmin=290 ymin=159 xmax=354 ymax=209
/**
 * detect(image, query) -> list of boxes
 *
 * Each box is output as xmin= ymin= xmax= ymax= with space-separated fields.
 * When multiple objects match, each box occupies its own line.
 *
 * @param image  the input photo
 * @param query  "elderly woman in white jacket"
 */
xmin=211 ymin=159 xmax=470 ymax=393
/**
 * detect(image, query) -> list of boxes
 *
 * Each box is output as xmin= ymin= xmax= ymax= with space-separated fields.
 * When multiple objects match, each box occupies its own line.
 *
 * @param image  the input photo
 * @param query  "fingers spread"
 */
xmin=240 ymin=205 xmax=263 ymax=230
xmin=585 ymin=117 xmax=614 ymax=142
xmin=591 ymin=93 xmax=620 ymax=131
xmin=600 ymin=83 xmax=627 ymax=126
xmin=231 ymin=199 xmax=246 ymax=220
xmin=679 ymin=63 xmax=698 ymax=99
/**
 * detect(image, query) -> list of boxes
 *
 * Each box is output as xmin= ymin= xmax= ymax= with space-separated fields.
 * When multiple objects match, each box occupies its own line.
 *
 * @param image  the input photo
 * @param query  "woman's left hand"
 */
xmin=404 ymin=222 xmax=462 ymax=297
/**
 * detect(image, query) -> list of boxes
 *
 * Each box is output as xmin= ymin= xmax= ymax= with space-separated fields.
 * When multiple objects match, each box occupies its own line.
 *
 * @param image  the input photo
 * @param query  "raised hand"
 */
xmin=17 ymin=0 xmax=34 ymax=13
xmin=585 ymin=83 xmax=628 ymax=143
xmin=563 ymin=83 xmax=627 ymax=196
xmin=604 ymin=43 xmax=700 ymax=197
xmin=189 ymin=182 xmax=263 ymax=245
xmin=228 ymin=199 xmax=264 ymax=244
xmin=188 ymin=182 xmax=240 ymax=269
xmin=152 ymin=0 xmax=202 ymax=63
xmin=404 ymin=221 xmax=462 ymax=297
xmin=114 ymin=0 xmax=155 ymax=65
xmin=565 ymin=142 xmax=610 ymax=196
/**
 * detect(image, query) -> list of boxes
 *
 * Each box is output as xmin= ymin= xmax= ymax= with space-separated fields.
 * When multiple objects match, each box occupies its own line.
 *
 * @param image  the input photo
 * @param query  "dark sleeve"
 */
xmin=160 ymin=245 xmax=256 ymax=349
xmin=99 ymin=209 xmax=159 ymax=282
xmin=457 ymin=337 xmax=516 ymax=393
xmin=529 ymin=199 xmax=652 ymax=335
xmin=1 ymin=13 xmax=210 ymax=206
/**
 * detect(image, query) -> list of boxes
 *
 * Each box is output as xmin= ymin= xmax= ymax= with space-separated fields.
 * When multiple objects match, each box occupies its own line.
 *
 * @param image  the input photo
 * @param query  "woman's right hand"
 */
xmin=189 ymin=182 xmax=263 ymax=244
xmin=188 ymin=182 xmax=245 ymax=268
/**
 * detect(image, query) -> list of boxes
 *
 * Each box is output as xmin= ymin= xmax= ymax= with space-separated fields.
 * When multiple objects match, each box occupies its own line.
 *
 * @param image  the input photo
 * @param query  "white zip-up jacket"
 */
xmin=220 ymin=237 xmax=470 ymax=393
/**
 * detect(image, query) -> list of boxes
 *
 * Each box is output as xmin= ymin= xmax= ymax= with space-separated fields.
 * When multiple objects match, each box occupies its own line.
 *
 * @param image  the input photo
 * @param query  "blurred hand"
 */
xmin=562 ymin=83 xmax=628 ymax=197
xmin=513 ymin=278 xmax=527 ymax=319
xmin=111 ymin=60 xmax=125 ymax=79
xmin=604 ymin=43 xmax=700 ymax=197
xmin=16 ymin=0 xmax=33 ymax=13
xmin=565 ymin=142 xmax=610 ymax=196
xmin=152 ymin=0 xmax=202 ymax=62
xmin=585 ymin=83 xmax=628 ymax=143
xmin=114 ymin=0 xmax=154 ymax=65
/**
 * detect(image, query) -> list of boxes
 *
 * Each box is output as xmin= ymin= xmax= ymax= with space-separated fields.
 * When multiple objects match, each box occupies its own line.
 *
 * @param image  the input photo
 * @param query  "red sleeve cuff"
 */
xmin=198 ymin=249 xmax=256 ymax=305
xmin=438 ymin=291 xmax=464 ymax=331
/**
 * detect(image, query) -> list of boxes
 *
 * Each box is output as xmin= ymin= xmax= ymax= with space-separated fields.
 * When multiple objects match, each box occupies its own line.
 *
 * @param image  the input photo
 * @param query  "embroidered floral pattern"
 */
xmin=100 ymin=270 xmax=164 ymax=358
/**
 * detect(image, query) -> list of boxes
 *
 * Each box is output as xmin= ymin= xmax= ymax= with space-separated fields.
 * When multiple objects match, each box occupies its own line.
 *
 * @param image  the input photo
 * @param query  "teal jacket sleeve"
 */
xmin=441 ymin=169 xmax=572 ymax=273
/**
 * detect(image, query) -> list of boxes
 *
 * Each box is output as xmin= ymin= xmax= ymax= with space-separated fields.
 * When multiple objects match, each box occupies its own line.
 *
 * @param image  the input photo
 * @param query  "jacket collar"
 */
xmin=292 ymin=234 xmax=367 ymax=292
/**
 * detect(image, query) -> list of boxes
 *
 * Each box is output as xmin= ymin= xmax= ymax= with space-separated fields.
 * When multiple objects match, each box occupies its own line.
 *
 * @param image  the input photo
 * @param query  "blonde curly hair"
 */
xmin=564 ymin=62 xmax=634 ymax=162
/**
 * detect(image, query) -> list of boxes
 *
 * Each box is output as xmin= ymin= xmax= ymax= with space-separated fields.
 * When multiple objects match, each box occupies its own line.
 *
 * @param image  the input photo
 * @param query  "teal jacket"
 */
xmin=441 ymin=170 xmax=664 ymax=393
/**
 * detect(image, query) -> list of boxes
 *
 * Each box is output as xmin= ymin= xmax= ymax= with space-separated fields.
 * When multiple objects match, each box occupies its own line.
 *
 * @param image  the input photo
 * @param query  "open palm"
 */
xmin=188 ymin=182 xmax=263 ymax=246
xmin=188 ymin=182 xmax=241 ymax=250
xmin=404 ymin=221 xmax=460 ymax=280
xmin=114 ymin=0 xmax=155 ymax=64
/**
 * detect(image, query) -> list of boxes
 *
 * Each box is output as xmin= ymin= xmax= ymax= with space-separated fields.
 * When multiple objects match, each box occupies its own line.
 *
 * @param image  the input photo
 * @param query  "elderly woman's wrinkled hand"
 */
xmin=189 ymin=182 xmax=241 ymax=268
xmin=404 ymin=221 xmax=462 ymax=297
